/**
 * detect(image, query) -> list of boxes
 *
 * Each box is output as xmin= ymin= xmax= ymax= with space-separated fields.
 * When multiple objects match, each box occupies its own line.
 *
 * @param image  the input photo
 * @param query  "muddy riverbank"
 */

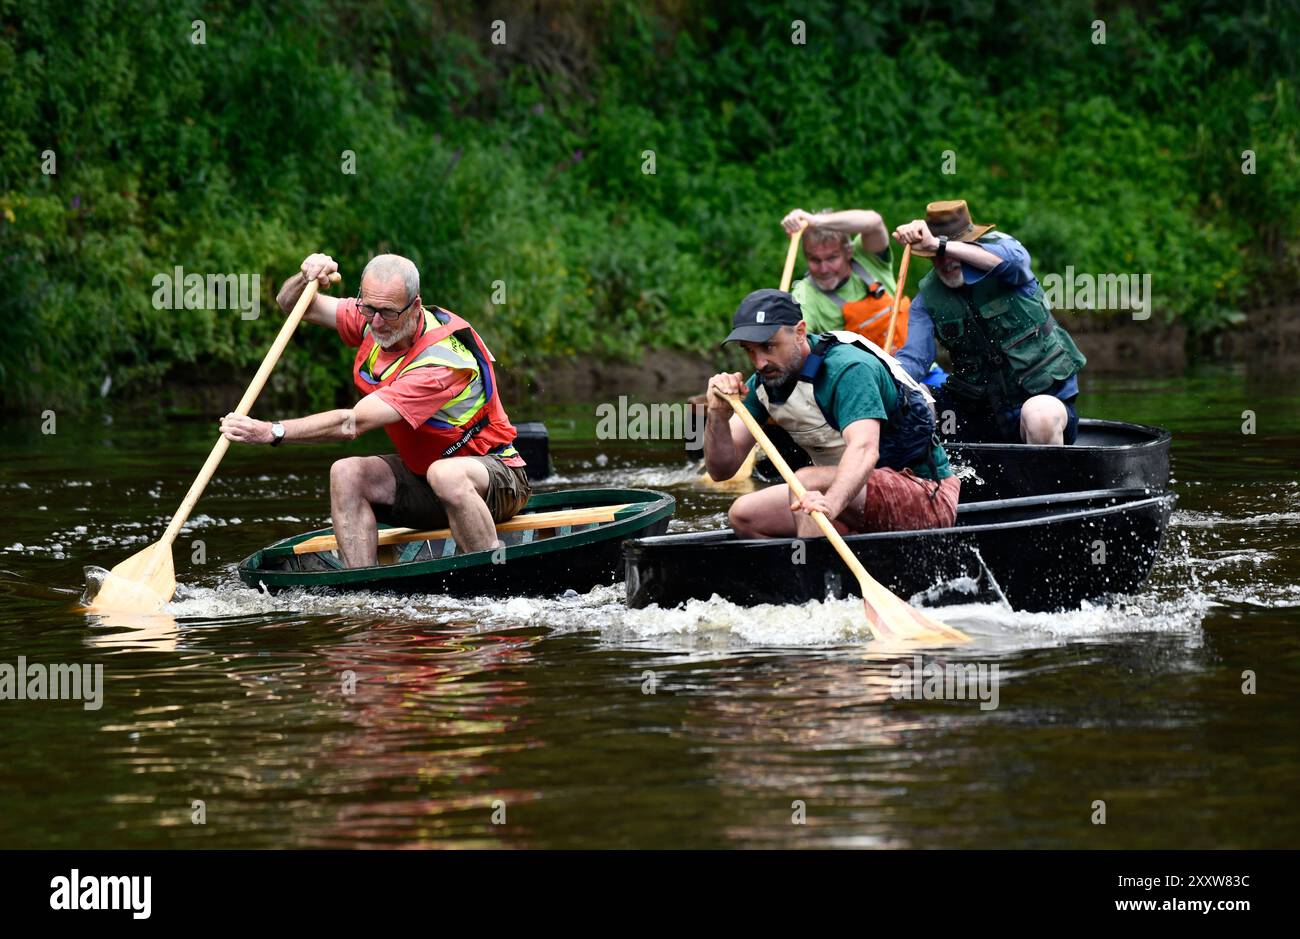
xmin=22 ymin=307 xmax=1298 ymax=419
xmin=500 ymin=306 xmax=1300 ymax=404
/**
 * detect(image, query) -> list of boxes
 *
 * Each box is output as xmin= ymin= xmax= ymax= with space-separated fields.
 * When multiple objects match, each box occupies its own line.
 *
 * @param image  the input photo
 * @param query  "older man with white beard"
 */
xmin=892 ymin=200 xmax=1087 ymax=445
xmin=218 ymin=253 xmax=530 ymax=567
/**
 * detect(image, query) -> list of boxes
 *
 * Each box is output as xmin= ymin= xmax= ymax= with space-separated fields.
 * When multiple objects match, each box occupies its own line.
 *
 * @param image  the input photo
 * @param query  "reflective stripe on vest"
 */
xmin=358 ymin=312 xmax=493 ymax=431
xmin=410 ymin=330 xmax=519 ymax=459
xmin=407 ymin=332 xmax=489 ymax=430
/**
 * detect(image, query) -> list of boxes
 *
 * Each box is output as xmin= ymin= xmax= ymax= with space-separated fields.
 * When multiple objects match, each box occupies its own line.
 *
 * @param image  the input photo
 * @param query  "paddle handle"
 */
xmin=723 ymin=394 xmax=875 ymax=589
xmin=883 ymin=242 xmax=910 ymax=355
xmin=779 ymin=222 xmax=807 ymax=293
xmin=160 ymin=273 xmax=336 ymax=546
xmin=232 ymin=273 xmax=338 ymax=415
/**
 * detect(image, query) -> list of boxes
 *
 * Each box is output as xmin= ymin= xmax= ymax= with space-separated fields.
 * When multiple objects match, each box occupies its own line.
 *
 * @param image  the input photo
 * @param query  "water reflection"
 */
xmin=84 ymin=609 xmax=181 ymax=652
xmin=675 ymin=643 xmax=992 ymax=845
xmin=305 ymin=624 xmax=544 ymax=848
xmin=0 ymin=370 xmax=1297 ymax=849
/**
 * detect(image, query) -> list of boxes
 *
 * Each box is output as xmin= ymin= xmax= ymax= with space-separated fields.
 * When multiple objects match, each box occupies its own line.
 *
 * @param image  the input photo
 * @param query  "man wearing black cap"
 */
xmin=892 ymin=199 xmax=1087 ymax=445
xmin=704 ymin=289 xmax=960 ymax=540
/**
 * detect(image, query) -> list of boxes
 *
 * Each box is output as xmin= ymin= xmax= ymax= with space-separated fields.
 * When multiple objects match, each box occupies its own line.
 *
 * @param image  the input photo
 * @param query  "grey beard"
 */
xmin=376 ymin=319 xmax=418 ymax=350
xmin=760 ymin=369 xmax=799 ymax=399
xmin=938 ymin=267 xmax=965 ymax=288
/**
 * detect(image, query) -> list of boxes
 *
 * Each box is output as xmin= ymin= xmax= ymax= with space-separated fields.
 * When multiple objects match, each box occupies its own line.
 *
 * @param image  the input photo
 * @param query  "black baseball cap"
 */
xmin=721 ymin=289 xmax=804 ymax=345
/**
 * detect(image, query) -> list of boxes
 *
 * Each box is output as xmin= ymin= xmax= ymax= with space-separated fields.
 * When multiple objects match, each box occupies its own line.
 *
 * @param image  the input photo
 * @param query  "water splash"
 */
xmin=545 ymin=461 xmax=722 ymax=490
xmin=80 ymin=565 xmax=109 ymax=607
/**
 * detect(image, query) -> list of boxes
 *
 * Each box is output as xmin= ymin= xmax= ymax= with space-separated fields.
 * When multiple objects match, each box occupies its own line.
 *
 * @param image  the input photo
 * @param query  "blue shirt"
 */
xmin=896 ymin=235 xmax=1079 ymax=401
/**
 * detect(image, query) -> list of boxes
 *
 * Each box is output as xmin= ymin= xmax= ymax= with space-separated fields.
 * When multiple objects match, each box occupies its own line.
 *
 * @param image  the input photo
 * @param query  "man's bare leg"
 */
xmin=329 ymin=456 xmax=398 ymax=567
xmin=728 ymin=465 xmax=847 ymax=538
xmin=428 ymin=457 xmax=498 ymax=553
xmin=1020 ymin=395 xmax=1069 ymax=445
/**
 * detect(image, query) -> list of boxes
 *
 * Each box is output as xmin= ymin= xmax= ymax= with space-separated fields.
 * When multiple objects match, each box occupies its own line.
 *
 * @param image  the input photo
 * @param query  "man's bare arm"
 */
xmin=702 ymin=372 xmax=757 ymax=480
xmin=814 ymin=209 xmax=889 ymax=255
xmin=892 ymin=221 xmax=1002 ymax=270
xmin=941 ymin=239 xmax=1003 ymax=271
xmin=820 ymin=419 xmax=881 ymax=515
xmin=704 ymin=412 xmax=758 ymax=481
xmin=277 ymin=253 xmax=343 ymax=328
xmin=281 ymin=395 xmax=402 ymax=443
xmin=219 ymin=394 xmax=402 ymax=446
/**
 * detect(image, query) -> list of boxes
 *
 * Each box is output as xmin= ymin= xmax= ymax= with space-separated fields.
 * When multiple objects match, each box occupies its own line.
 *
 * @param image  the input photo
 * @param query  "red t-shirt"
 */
xmin=336 ymin=300 xmax=524 ymax=471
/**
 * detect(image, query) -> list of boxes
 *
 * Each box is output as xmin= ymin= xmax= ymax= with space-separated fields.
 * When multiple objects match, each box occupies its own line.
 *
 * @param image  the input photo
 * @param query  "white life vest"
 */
xmin=757 ymin=379 xmax=844 ymax=465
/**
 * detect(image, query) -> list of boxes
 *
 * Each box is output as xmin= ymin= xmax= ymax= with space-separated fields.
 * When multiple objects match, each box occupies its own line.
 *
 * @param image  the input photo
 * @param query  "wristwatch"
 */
xmin=937 ymin=235 xmax=949 ymax=260
xmin=270 ymin=422 xmax=286 ymax=447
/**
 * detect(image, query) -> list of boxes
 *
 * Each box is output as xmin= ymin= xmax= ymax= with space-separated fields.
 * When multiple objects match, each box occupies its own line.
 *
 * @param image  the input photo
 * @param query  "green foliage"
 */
xmin=0 ymin=0 xmax=1296 ymax=410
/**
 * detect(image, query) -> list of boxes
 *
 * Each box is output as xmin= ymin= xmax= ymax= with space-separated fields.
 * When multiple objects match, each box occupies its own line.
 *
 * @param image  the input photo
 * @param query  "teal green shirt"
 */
xmin=791 ymin=235 xmax=896 ymax=334
xmin=742 ymin=336 xmax=952 ymax=480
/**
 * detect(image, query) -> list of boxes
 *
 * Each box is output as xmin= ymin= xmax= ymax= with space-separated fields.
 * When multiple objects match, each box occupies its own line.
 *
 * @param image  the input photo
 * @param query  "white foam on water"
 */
xmin=954 ymin=595 xmax=1205 ymax=642
xmin=1204 ymin=583 xmax=1300 ymax=609
xmin=1191 ymin=550 xmax=1274 ymax=572
xmin=604 ymin=594 xmax=881 ymax=646
xmin=545 ymin=461 xmax=719 ymax=489
xmin=137 ymin=558 xmax=1219 ymax=660
xmin=584 ymin=590 xmax=1206 ymax=654
xmin=166 ymin=572 xmax=563 ymax=629
xmin=1232 ymin=512 xmax=1300 ymax=526
xmin=1176 ymin=510 xmax=1300 ymax=528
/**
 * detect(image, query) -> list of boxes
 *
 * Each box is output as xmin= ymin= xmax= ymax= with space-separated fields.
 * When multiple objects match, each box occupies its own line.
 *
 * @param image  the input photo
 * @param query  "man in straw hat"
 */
xmin=892 ymin=200 xmax=1086 ymax=445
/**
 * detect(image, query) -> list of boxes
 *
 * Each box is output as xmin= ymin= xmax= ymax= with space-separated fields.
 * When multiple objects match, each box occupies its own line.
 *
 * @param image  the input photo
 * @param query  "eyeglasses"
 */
xmin=356 ymin=289 xmax=417 ymax=322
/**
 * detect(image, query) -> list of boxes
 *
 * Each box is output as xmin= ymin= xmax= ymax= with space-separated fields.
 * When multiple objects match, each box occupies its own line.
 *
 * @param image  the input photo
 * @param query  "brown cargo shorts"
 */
xmin=839 ymin=468 xmax=961 ymax=534
xmin=373 ymin=453 xmax=532 ymax=531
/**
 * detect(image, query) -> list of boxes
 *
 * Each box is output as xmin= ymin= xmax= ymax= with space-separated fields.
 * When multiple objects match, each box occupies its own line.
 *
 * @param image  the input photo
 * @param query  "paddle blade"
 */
xmin=82 ymin=543 xmax=175 ymax=613
xmin=900 ymin=602 xmax=971 ymax=644
xmin=698 ymin=446 xmax=759 ymax=491
xmin=860 ymin=583 xmax=970 ymax=645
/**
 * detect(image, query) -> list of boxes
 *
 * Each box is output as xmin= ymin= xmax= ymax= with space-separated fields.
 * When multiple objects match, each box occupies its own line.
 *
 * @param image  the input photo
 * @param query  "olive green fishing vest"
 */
xmin=918 ymin=234 xmax=1086 ymax=407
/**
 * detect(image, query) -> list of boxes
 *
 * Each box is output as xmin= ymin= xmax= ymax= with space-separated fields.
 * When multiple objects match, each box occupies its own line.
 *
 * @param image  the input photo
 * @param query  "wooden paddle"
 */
xmin=84 ymin=272 xmax=340 ymax=613
xmin=779 ymin=220 xmax=807 ymax=293
xmin=723 ymin=393 xmax=969 ymax=644
xmin=291 ymin=503 xmax=635 ymax=555
xmin=700 ymin=222 xmax=810 ymax=489
xmin=882 ymin=242 xmax=910 ymax=355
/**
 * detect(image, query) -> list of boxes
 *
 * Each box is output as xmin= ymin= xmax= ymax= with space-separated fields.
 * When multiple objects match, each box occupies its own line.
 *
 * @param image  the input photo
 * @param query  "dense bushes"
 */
xmin=1 ymin=0 xmax=1296 ymax=411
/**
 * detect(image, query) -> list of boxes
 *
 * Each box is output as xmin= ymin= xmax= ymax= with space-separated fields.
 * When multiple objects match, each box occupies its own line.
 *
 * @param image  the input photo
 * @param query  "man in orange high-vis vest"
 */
xmin=219 ymin=253 xmax=530 ymax=568
xmin=783 ymin=207 xmax=910 ymax=351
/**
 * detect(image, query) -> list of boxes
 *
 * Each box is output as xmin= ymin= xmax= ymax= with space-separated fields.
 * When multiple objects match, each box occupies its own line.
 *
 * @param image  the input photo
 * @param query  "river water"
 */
xmin=1 ymin=366 xmax=1297 ymax=848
